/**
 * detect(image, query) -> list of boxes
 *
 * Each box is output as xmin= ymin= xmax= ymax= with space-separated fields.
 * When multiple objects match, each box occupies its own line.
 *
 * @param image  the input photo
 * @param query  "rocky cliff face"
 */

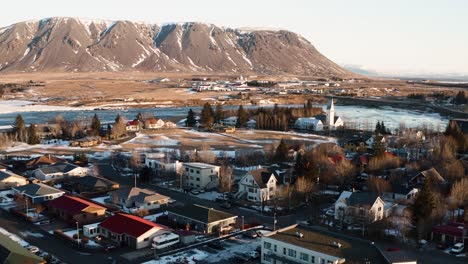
xmin=0 ymin=17 xmax=349 ymax=76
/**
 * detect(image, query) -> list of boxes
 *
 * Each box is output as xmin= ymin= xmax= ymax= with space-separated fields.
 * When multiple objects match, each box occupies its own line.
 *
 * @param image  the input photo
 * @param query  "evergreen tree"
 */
xmin=14 ymin=114 xmax=27 ymax=142
xmin=236 ymin=105 xmax=248 ymax=128
xmin=375 ymin=121 xmax=382 ymax=135
xmin=411 ymin=179 xmax=435 ymax=225
xmin=27 ymin=124 xmax=40 ymax=145
xmin=200 ymin=103 xmax=214 ymax=127
xmin=136 ymin=112 xmax=143 ymax=121
xmin=91 ymin=113 xmax=101 ymax=135
xmin=214 ymin=104 xmax=224 ymax=123
xmin=186 ymin=109 xmax=196 ymax=127
xmin=454 ymin=91 xmax=466 ymax=105
xmin=445 ymin=120 xmax=467 ymax=153
xmin=273 ymin=138 xmax=289 ymax=163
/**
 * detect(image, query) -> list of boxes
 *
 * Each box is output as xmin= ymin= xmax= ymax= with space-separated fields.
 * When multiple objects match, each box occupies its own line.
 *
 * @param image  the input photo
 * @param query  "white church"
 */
xmin=295 ymin=98 xmax=344 ymax=131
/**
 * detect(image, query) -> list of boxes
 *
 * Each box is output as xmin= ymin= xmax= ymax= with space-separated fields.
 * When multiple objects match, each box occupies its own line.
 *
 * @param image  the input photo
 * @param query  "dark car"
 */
xmin=243 ymin=230 xmax=258 ymax=239
xmin=207 ymin=241 xmax=224 ymax=250
xmin=220 ymin=202 xmax=232 ymax=209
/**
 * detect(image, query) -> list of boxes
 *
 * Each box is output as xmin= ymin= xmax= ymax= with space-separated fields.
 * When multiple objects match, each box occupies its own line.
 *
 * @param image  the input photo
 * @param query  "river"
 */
xmin=0 ymin=100 xmax=449 ymax=131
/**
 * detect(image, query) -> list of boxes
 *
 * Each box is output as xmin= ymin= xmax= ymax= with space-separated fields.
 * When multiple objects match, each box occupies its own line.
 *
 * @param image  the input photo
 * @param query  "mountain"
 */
xmin=0 ymin=17 xmax=349 ymax=76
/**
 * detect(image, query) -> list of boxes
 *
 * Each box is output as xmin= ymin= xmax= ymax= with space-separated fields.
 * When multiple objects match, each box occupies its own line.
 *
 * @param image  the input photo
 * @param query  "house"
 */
xmin=294 ymin=117 xmax=323 ymax=131
xmin=164 ymin=121 xmax=177 ymax=129
xmin=0 ymin=233 xmax=45 ymax=264
xmin=26 ymin=154 xmax=66 ymax=169
xmin=222 ymin=116 xmax=238 ymax=127
xmin=182 ymin=163 xmax=220 ymax=190
xmin=62 ymin=175 xmax=119 ymax=195
xmin=237 ymin=168 xmax=277 ymax=202
xmin=246 ymin=119 xmax=257 ymax=129
xmin=12 ymin=183 xmax=65 ymax=204
xmin=70 ymin=136 xmax=101 ymax=147
xmin=0 ymin=169 xmax=28 ymax=190
xmin=380 ymin=249 xmax=417 ymax=264
xmin=334 ymin=191 xmax=386 ymax=224
xmin=432 ymin=222 xmax=468 ymax=245
xmin=145 ymin=154 xmax=183 ymax=175
xmin=325 ymin=98 xmax=344 ymax=129
xmin=343 ymin=138 xmax=366 ymax=153
xmin=366 ymin=135 xmax=386 ymax=149
xmin=408 ymin=167 xmax=446 ymax=186
xmin=167 ymin=204 xmax=237 ymax=235
xmin=145 ymin=118 xmax=165 ymax=129
xmin=126 ymin=120 xmax=141 ymax=132
xmin=383 ymin=184 xmax=419 ymax=202
xmin=98 ymin=213 xmax=169 ymax=249
xmin=47 ymin=195 xmax=107 ymax=225
xmin=149 ymin=77 xmax=171 ymax=83
xmin=31 ymin=162 xmax=88 ymax=182
xmin=110 ymin=187 xmax=169 ymax=211
xmin=261 ymin=224 xmax=380 ymax=264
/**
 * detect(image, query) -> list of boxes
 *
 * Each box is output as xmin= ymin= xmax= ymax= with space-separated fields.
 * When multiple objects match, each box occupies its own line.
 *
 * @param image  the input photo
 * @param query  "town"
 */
xmin=0 ymin=95 xmax=466 ymax=264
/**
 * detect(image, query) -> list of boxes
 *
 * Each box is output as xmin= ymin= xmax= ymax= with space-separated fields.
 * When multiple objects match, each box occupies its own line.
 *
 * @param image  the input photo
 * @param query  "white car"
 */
xmin=450 ymin=243 xmax=464 ymax=254
xmin=25 ymin=246 xmax=40 ymax=254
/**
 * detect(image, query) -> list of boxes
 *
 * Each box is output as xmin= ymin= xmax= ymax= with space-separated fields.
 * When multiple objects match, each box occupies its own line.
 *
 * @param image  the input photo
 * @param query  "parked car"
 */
xmin=243 ymin=230 xmax=258 ymax=239
xmin=325 ymin=209 xmax=335 ymax=217
xmin=246 ymin=251 xmax=260 ymax=259
xmin=25 ymin=246 xmax=40 ymax=254
xmin=232 ymin=255 xmax=249 ymax=263
xmin=207 ymin=241 xmax=224 ymax=250
xmin=168 ymin=199 xmax=176 ymax=204
xmin=104 ymin=245 xmax=117 ymax=252
xmin=220 ymin=202 xmax=232 ymax=209
xmin=190 ymin=189 xmax=200 ymax=195
xmin=450 ymin=243 xmax=464 ymax=254
xmin=436 ymin=243 xmax=449 ymax=250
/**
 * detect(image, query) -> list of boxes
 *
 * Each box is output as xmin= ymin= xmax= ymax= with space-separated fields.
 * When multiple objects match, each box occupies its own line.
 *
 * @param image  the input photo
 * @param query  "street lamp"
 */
xmin=76 ymin=221 xmax=80 ymax=245
xmin=273 ymin=213 xmax=277 ymax=231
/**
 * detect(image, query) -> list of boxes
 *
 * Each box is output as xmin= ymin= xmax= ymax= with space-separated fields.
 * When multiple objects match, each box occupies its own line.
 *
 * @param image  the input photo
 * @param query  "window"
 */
xmin=185 ymin=168 xmax=189 ymax=172
xmin=288 ymin=249 xmax=296 ymax=258
xmin=144 ymin=237 xmax=149 ymax=241
xmin=378 ymin=207 xmax=382 ymax=212
xmin=300 ymin=253 xmax=309 ymax=261
xmin=264 ymin=242 xmax=271 ymax=249
xmin=327 ymin=261 xmax=333 ymax=264
xmin=147 ymin=203 xmax=151 ymax=206
xmin=263 ymin=254 xmax=272 ymax=262
xmin=283 ymin=248 xmax=287 ymax=255
xmin=311 ymin=256 xmax=315 ymax=263
xmin=190 ymin=169 xmax=194 ymax=173
xmin=196 ymin=177 xmax=200 ymax=181
xmin=320 ymin=259 xmax=325 ymax=264
xmin=273 ymin=245 xmax=277 ymax=252
xmin=196 ymin=170 xmax=200 ymax=174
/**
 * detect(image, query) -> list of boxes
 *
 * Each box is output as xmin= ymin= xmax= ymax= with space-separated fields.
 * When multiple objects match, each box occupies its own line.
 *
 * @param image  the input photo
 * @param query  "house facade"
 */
xmin=167 ymin=204 xmax=237 ymax=235
xmin=237 ymin=168 xmax=277 ymax=202
xmin=334 ymin=191 xmax=385 ymax=224
xmin=183 ymin=163 xmax=220 ymax=190
xmin=145 ymin=118 xmax=165 ymax=129
xmin=99 ymin=213 xmax=167 ymax=249
xmin=47 ymin=195 xmax=106 ymax=225
xmin=12 ymin=183 xmax=65 ymax=204
xmin=294 ymin=117 xmax=324 ymax=131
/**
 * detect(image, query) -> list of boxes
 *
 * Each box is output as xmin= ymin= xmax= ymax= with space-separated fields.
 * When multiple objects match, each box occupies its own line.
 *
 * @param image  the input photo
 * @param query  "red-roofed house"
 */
xmin=98 ymin=213 xmax=168 ymax=249
xmin=48 ymin=195 xmax=106 ymax=224
xmin=432 ymin=222 xmax=467 ymax=245
xmin=126 ymin=120 xmax=141 ymax=132
xmin=145 ymin=118 xmax=165 ymax=129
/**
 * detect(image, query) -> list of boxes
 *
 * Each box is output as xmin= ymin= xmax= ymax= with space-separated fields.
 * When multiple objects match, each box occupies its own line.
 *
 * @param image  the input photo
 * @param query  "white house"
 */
xmin=0 ymin=169 xmax=28 ymax=190
xmin=164 ymin=121 xmax=177 ymax=129
xmin=99 ymin=213 xmax=170 ymax=249
xmin=31 ymin=162 xmax=88 ymax=182
xmin=145 ymin=154 xmax=183 ymax=175
xmin=261 ymin=224 xmax=380 ymax=264
xmin=110 ymin=187 xmax=170 ymax=211
xmin=383 ymin=185 xmax=419 ymax=203
xmin=246 ymin=119 xmax=257 ymax=129
xmin=237 ymin=168 xmax=277 ymax=202
xmin=334 ymin=191 xmax=386 ymax=224
xmin=366 ymin=135 xmax=386 ymax=149
xmin=145 ymin=118 xmax=165 ymax=129
xmin=183 ymin=163 xmax=220 ymax=190
xmin=294 ymin=117 xmax=324 ymax=131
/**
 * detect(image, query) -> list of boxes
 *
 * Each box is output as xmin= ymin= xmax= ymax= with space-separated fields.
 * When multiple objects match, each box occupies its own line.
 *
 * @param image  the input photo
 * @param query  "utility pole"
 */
xmin=76 ymin=221 xmax=80 ymax=245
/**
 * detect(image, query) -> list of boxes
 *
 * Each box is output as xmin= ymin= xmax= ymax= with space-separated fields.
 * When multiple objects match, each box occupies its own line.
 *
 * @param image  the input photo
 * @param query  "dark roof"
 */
xmin=410 ymin=167 xmax=445 ymax=184
xmin=267 ymin=225 xmax=381 ymax=262
xmin=37 ymin=162 xmax=78 ymax=175
xmin=112 ymin=187 xmax=168 ymax=204
xmin=69 ymin=175 xmax=118 ymax=189
xmin=380 ymin=250 xmax=418 ymax=264
xmin=48 ymin=195 xmax=105 ymax=215
xmin=0 ymin=233 xmax=44 ymax=264
xmin=432 ymin=222 xmax=468 ymax=237
xmin=347 ymin=192 xmax=379 ymax=207
xmin=168 ymin=204 xmax=236 ymax=224
xmin=13 ymin=183 xmax=63 ymax=197
xmin=99 ymin=213 xmax=162 ymax=238
xmin=314 ymin=114 xmax=327 ymax=123
xmin=0 ymin=170 xmax=24 ymax=181
xmin=249 ymin=168 xmax=274 ymax=188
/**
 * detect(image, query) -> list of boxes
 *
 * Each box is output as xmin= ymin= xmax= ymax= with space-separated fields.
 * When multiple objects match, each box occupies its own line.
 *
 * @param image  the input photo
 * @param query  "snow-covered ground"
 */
xmin=144 ymin=236 xmax=261 ymax=264
xmin=2 ymin=140 xmax=86 ymax=153
xmin=0 ymin=100 xmax=94 ymax=114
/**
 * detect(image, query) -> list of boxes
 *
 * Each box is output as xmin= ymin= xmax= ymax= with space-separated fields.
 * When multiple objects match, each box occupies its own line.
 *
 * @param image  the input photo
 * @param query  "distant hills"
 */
xmin=0 ymin=17 xmax=350 ymax=77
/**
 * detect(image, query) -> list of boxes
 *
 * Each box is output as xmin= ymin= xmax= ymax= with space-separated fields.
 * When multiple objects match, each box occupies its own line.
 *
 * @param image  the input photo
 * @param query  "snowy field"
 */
xmin=0 ymin=100 xmax=94 ymax=114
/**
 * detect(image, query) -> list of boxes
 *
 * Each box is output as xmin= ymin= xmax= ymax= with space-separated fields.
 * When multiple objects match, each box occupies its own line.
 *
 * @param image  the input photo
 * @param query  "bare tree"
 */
xmin=218 ymin=164 xmax=233 ymax=193
xmin=450 ymin=178 xmax=468 ymax=219
xmin=294 ymin=176 xmax=315 ymax=203
xmin=367 ymin=177 xmax=391 ymax=196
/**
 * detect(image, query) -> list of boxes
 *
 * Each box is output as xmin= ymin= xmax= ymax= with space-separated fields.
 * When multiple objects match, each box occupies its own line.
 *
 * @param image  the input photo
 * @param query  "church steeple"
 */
xmin=326 ymin=98 xmax=335 ymax=127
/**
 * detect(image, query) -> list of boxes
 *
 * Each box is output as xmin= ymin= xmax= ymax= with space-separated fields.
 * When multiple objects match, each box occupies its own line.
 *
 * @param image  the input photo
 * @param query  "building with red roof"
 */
xmin=432 ymin=222 xmax=467 ymax=245
xmin=48 ymin=195 xmax=106 ymax=224
xmin=98 ymin=213 xmax=169 ymax=249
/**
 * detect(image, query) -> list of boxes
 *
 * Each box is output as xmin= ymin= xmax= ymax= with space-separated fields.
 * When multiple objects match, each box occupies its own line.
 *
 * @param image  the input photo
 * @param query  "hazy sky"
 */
xmin=1 ymin=0 xmax=467 ymax=75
